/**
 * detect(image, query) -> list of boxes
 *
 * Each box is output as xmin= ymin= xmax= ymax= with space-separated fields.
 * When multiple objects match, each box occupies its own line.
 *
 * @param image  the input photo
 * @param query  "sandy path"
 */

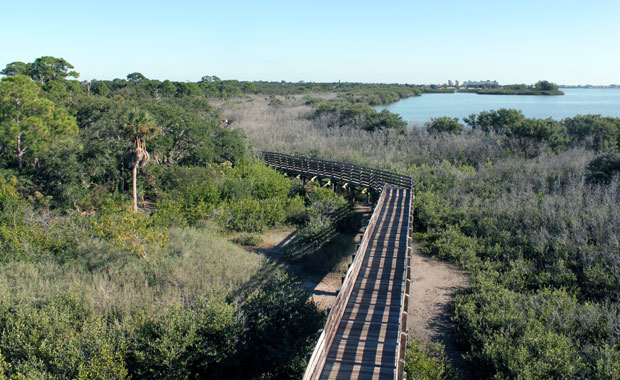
xmin=408 ymin=246 xmax=470 ymax=375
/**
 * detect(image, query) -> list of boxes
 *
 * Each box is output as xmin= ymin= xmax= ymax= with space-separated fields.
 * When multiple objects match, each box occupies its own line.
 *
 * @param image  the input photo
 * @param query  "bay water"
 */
xmin=374 ymin=88 xmax=620 ymax=124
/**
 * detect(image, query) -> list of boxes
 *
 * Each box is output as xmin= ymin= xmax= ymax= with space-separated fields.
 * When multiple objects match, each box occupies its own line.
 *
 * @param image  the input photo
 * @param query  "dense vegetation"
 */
xmin=223 ymin=95 xmax=620 ymax=379
xmin=3 ymin=55 xmax=619 ymax=379
xmin=0 ymin=57 xmax=369 ymax=379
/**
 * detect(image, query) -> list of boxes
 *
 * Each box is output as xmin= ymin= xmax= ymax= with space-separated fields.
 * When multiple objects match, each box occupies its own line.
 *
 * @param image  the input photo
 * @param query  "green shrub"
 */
xmin=239 ymin=271 xmax=325 ymax=379
xmin=152 ymin=198 xmax=189 ymax=227
xmin=216 ymin=195 xmax=290 ymax=232
xmin=93 ymin=206 xmax=168 ymax=261
xmin=0 ymin=294 xmax=128 ymax=380
xmin=128 ymin=299 xmax=238 ymax=380
xmin=0 ymin=207 xmax=86 ymax=263
xmin=220 ymin=161 xmax=291 ymax=201
xmin=414 ymin=190 xmax=462 ymax=232
xmin=232 ymin=233 xmax=262 ymax=246
xmin=586 ymin=152 xmax=620 ymax=183
xmin=423 ymin=227 xmax=481 ymax=269
xmin=285 ymin=195 xmax=309 ymax=225
xmin=427 ymin=117 xmax=463 ymax=135
xmin=405 ymin=339 xmax=456 ymax=380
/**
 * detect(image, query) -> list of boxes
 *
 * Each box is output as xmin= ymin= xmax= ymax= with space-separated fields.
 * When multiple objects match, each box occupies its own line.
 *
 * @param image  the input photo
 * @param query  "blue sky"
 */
xmin=2 ymin=0 xmax=619 ymax=85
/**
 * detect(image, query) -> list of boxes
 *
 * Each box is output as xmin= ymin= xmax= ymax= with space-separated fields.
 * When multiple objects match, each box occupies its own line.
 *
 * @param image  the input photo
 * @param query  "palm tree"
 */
xmin=124 ymin=109 xmax=160 ymax=212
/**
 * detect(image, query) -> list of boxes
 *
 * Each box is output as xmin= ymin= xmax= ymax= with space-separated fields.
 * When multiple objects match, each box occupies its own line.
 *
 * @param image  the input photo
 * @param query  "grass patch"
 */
xmin=0 ymin=227 xmax=265 ymax=315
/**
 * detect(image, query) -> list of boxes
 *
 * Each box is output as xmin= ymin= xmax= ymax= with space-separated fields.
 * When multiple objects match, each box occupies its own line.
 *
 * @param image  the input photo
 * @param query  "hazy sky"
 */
xmin=2 ymin=0 xmax=619 ymax=85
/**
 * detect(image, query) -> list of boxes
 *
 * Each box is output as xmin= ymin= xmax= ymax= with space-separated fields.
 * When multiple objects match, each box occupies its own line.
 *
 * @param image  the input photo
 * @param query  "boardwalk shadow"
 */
xmin=283 ymin=205 xmax=363 ymax=280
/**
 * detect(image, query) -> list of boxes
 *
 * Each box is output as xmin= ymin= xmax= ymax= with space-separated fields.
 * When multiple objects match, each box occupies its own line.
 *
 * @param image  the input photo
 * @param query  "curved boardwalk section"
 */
xmin=258 ymin=152 xmax=414 ymax=380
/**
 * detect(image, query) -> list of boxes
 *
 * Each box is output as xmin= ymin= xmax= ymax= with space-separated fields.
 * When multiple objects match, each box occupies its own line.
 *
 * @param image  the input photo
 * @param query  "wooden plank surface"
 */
xmin=318 ymin=186 xmax=411 ymax=380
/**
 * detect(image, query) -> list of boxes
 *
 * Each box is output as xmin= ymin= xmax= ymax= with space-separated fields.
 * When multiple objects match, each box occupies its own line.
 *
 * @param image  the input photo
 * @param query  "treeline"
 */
xmin=473 ymin=80 xmax=563 ymax=95
xmin=0 ymin=56 xmax=360 ymax=379
xmin=421 ymin=81 xmax=564 ymax=96
xmin=2 ymin=56 xmax=421 ymax=105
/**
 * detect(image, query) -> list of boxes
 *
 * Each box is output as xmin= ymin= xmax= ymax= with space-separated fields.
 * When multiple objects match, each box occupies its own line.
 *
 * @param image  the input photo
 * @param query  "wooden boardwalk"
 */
xmin=316 ymin=186 xmax=411 ymax=379
xmin=257 ymin=152 xmax=414 ymax=380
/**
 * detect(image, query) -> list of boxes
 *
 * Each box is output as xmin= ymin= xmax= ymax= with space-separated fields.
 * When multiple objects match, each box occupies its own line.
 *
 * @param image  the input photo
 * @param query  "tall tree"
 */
xmin=29 ymin=56 xmax=79 ymax=84
xmin=123 ymin=109 xmax=160 ymax=211
xmin=0 ymin=75 xmax=78 ymax=172
xmin=126 ymin=72 xmax=146 ymax=82
xmin=0 ymin=61 xmax=29 ymax=76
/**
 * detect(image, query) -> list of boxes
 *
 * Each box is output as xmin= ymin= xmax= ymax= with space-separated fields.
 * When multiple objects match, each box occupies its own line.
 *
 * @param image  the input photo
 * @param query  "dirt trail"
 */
xmin=408 ymin=245 xmax=470 ymax=375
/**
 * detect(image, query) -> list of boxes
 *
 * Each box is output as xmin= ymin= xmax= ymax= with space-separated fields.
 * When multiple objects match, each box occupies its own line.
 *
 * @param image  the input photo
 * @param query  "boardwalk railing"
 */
xmin=258 ymin=151 xmax=413 ymax=193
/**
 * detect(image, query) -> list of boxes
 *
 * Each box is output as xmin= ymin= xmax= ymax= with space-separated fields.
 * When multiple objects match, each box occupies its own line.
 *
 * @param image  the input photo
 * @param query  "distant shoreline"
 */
xmin=421 ymin=88 xmax=564 ymax=96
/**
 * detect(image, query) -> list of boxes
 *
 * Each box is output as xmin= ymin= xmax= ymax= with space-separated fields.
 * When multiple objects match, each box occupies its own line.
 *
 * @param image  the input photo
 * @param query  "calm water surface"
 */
xmin=375 ymin=88 xmax=620 ymax=124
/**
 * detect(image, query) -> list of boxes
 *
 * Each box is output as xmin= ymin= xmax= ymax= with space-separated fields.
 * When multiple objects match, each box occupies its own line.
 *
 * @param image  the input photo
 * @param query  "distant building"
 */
xmin=455 ymin=80 xmax=460 ymax=87
xmin=448 ymin=80 xmax=453 ymax=87
xmin=463 ymin=80 xmax=499 ymax=88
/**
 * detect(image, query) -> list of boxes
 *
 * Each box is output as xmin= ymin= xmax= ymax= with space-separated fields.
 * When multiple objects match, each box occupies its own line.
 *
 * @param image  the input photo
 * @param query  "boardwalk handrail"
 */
xmin=303 ymin=184 xmax=390 ymax=380
xmin=258 ymin=151 xmax=413 ymax=193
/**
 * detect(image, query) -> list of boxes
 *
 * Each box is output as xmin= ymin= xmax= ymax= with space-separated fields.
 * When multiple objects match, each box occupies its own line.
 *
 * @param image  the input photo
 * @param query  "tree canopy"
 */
xmin=1 ymin=56 xmax=79 ymax=85
xmin=0 ymin=75 xmax=78 ymax=171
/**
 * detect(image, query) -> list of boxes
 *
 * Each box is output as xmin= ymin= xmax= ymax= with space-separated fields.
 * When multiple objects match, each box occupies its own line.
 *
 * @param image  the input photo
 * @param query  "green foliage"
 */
xmin=586 ymin=152 xmax=620 ymax=183
xmin=94 ymin=205 xmax=169 ymax=261
xmin=467 ymin=81 xmax=563 ymax=95
xmin=1 ymin=56 xmax=79 ymax=84
xmin=463 ymin=109 xmax=569 ymax=155
xmin=535 ymin=80 xmax=559 ymax=91
xmin=0 ymin=294 xmax=128 ymax=380
xmin=29 ymin=56 xmax=79 ymax=84
xmin=423 ymin=226 xmax=481 ymax=269
xmin=128 ymin=299 xmax=238 ymax=380
xmin=216 ymin=197 xmax=288 ymax=232
xmin=232 ymin=232 xmax=263 ymax=246
xmin=312 ymin=98 xmax=406 ymax=131
xmin=0 ymin=75 xmax=78 ymax=171
xmin=514 ymin=117 xmax=567 ymax=144
xmin=91 ymin=80 xmax=111 ymax=96
xmin=240 ymin=270 xmax=325 ymax=380
xmin=464 ymin=108 xmax=525 ymax=134
xmin=427 ymin=117 xmax=463 ymax=134
xmin=0 ymin=182 xmax=85 ymax=262
xmin=339 ymin=85 xmax=421 ymax=105
xmin=285 ymin=195 xmax=309 ymax=225
xmin=0 ymin=61 xmax=29 ymax=76
xmin=563 ymin=114 xmax=620 ymax=151
xmin=405 ymin=339 xmax=456 ymax=380
xmin=453 ymin=279 xmax=620 ymax=379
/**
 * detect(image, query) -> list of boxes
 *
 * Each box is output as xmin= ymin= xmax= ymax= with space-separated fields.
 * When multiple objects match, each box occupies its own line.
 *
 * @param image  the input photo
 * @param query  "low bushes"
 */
xmin=412 ymin=152 xmax=620 ymax=379
xmin=405 ymin=339 xmax=456 ymax=380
